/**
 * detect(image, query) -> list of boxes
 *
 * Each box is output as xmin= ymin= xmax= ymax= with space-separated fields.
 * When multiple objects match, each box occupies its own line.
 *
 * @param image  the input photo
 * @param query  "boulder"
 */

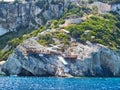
xmin=2 ymin=39 xmax=65 ymax=76
xmin=0 ymin=61 xmax=6 ymax=75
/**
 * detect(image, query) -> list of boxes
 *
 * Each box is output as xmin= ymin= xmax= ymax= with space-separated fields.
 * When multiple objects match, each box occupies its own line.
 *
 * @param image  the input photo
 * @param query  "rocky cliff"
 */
xmin=0 ymin=0 xmax=66 ymax=31
xmin=0 ymin=61 xmax=5 ymax=75
xmin=0 ymin=1 xmax=120 ymax=31
xmin=111 ymin=3 xmax=120 ymax=14
xmin=1 ymin=0 xmax=120 ymax=77
xmin=88 ymin=1 xmax=120 ymax=14
xmin=2 ymin=38 xmax=120 ymax=77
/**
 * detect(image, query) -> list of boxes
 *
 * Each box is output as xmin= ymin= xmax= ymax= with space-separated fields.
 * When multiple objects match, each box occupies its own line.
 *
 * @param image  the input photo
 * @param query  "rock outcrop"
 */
xmin=88 ymin=1 xmax=120 ymax=14
xmin=0 ymin=1 xmax=120 ymax=31
xmin=0 ymin=26 xmax=8 ymax=36
xmin=111 ymin=3 xmax=120 ymax=14
xmin=0 ymin=61 xmax=5 ymax=75
xmin=2 ymin=38 xmax=120 ymax=77
xmin=1 ymin=39 xmax=67 ymax=76
xmin=0 ymin=0 xmax=65 ymax=31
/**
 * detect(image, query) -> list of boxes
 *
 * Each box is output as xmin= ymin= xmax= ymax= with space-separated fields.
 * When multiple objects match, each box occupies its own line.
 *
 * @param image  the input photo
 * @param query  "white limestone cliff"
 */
xmin=2 ymin=38 xmax=120 ymax=77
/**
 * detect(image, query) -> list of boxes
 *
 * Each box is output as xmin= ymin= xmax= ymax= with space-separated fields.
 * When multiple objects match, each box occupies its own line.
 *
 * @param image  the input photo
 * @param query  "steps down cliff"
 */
xmin=2 ymin=38 xmax=120 ymax=77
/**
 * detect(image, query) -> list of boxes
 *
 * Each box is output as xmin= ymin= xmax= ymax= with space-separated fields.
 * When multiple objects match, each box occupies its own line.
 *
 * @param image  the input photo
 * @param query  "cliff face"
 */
xmin=0 ymin=1 xmax=120 ymax=31
xmin=88 ymin=1 xmax=120 ymax=14
xmin=111 ymin=3 xmax=120 ymax=14
xmin=0 ymin=0 xmax=120 ymax=30
xmin=0 ymin=0 xmax=65 ymax=31
xmin=2 ymin=39 xmax=120 ymax=77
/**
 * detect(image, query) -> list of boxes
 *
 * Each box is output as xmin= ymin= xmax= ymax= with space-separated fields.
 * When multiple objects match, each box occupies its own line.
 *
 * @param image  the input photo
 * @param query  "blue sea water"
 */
xmin=0 ymin=77 xmax=120 ymax=90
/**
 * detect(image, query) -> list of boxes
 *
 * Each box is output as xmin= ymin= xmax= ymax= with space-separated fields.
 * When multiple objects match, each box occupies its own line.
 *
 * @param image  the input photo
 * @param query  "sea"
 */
xmin=0 ymin=77 xmax=120 ymax=90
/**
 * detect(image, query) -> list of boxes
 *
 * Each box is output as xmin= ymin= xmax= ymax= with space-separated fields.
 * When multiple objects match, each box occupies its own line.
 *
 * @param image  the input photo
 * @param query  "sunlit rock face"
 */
xmin=111 ymin=3 xmax=120 ymax=14
xmin=0 ymin=0 xmax=65 ymax=31
xmin=0 ymin=26 xmax=8 ymax=36
xmin=1 ymin=39 xmax=67 ymax=76
xmin=88 ymin=1 xmax=120 ymax=14
xmin=0 ymin=1 xmax=120 ymax=31
xmin=88 ymin=1 xmax=111 ymax=14
xmin=2 ymin=39 xmax=120 ymax=77
xmin=0 ymin=61 xmax=6 ymax=75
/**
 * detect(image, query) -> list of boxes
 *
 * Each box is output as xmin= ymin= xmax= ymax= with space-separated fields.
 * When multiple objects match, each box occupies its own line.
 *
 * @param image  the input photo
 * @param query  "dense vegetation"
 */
xmin=62 ymin=3 xmax=91 ymax=19
xmin=37 ymin=33 xmax=54 ymax=46
xmin=37 ymin=30 xmax=70 ymax=45
xmin=65 ymin=13 xmax=120 ymax=50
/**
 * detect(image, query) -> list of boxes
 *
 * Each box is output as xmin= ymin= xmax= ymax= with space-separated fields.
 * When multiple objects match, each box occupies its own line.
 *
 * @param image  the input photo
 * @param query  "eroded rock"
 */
xmin=2 ymin=38 xmax=120 ymax=77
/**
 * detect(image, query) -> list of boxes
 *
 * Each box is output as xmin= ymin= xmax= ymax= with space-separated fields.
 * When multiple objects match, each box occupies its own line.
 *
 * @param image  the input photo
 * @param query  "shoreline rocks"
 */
xmin=0 ymin=61 xmax=6 ymax=75
xmin=2 ymin=39 xmax=120 ymax=77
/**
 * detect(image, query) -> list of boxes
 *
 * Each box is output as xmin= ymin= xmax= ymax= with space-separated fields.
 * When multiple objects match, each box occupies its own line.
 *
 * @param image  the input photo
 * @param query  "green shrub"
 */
xmin=65 ymin=14 xmax=120 ymax=50
xmin=37 ymin=33 xmax=54 ymax=46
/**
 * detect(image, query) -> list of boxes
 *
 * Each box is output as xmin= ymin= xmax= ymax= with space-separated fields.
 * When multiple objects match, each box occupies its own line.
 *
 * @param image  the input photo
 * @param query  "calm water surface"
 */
xmin=0 ymin=77 xmax=120 ymax=90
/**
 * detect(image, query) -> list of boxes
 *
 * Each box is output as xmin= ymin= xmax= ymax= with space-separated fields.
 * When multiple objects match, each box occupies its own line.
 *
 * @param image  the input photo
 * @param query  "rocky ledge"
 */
xmin=1 ymin=38 xmax=120 ymax=77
